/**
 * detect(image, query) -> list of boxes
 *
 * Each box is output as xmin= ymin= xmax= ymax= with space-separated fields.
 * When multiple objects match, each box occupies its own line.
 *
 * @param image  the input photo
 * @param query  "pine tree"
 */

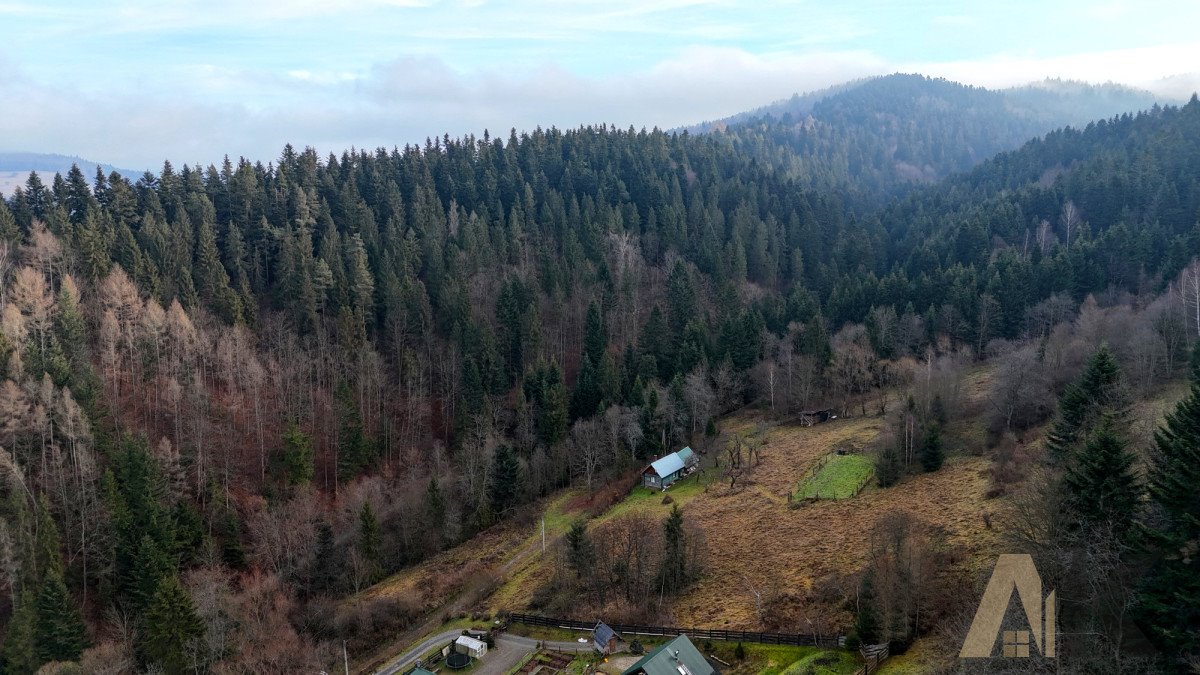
xmin=357 ymin=503 xmax=383 ymax=583
xmin=141 ymin=575 xmax=205 ymax=675
xmin=424 ymin=477 xmax=448 ymax=552
xmin=0 ymin=198 xmax=18 ymax=242
xmin=128 ymin=534 xmax=174 ymax=613
xmin=193 ymin=217 xmax=242 ymax=323
xmin=1138 ymin=343 xmax=1200 ymax=660
xmin=565 ymin=519 xmax=594 ymax=580
xmin=34 ymin=570 xmax=88 ymax=663
xmin=657 ymin=505 xmax=689 ymax=594
xmin=336 ymin=380 xmax=373 ymax=481
xmin=876 ymin=445 xmax=902 ymax=487
xmin=1062 ymin=416 xmax=1140 ymax=532
xmin=536 ymin=364 xmax=568 ymax=447
xmin=569 ymin=354 xmax=601 ymax=420
xmin=919 ymin=424 xmax=944 ymax=472
xmin=0 ymin=591 xmax=38 ymax=675
xmin=854 ymin=572 xmax=882 ymax=645
xmin=310 ymin=520 xmax=344 ymax=595
xmin=280 ymin=421 xmax=315 ymax=486
xmin=639 ymin=306 xmax=672 ymax=382
xmin=1045 ymin=346 xmax=1129 ymax=461
xmin=583 ymin=301 xmax=606 ymax=365
xmin=489 ymin=445 xmax=523 ymax=517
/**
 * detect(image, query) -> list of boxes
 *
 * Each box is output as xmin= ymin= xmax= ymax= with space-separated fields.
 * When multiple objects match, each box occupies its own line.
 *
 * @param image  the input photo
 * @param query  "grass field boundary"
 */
xmin=505 ymin=613 xmax=845 ymax=649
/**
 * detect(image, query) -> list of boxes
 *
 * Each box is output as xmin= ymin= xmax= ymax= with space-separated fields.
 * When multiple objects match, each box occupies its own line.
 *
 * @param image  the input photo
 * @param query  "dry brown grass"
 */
xmin=671 ymin=415 xmax=999 ymax=630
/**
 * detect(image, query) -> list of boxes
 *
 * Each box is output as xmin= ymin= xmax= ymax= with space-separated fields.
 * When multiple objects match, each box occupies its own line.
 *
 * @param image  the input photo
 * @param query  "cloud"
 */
xmin=1 ymin=41 xmax=1197 ymax=170
xmin=902 ymin=41 xmax=1200 ymax=95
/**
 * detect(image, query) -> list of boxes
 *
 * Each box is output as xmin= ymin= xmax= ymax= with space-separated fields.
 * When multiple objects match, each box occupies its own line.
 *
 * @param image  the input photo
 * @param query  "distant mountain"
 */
xmin=0 ymin=152 xmax=141 ymax=196
xmin=681 ymin=74 xmax=1166 ymax=206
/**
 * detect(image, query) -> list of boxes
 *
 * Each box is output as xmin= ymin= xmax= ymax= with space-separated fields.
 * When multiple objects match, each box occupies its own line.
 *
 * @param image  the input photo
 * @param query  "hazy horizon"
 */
xmin=2 ymin=0 xmax=1199 ymax=169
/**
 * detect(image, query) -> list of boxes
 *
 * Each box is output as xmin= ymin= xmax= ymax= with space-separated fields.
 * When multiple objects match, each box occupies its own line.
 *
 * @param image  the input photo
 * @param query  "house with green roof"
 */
xmin=620 ymin=635 xmax=716 ymax=675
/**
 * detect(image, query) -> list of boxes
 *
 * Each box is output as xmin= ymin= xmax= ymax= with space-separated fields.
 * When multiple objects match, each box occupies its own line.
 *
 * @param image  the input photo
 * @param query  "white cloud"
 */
xmin=903 ymin=42 xmax=1200 ymax=95
xmin=1 ymin=42 xmax=1196 ymax=169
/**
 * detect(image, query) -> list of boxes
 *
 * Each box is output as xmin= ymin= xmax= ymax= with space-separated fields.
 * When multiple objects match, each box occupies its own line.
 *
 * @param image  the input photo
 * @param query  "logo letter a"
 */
xmin=960 ymin=554 xmax=1055 ymax=658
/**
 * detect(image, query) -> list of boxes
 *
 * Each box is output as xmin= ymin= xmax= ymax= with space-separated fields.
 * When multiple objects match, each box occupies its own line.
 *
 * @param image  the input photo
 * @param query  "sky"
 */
xmin=1 ymin=0 xmax=1199 ymax=170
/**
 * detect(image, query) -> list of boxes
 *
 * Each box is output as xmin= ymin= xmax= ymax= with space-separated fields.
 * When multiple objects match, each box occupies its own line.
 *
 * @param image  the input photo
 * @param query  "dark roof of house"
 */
xmin=594 ymin=622 xmax=617 ymax=645
xmin=620 ymin=635 xmax=715 ymax=675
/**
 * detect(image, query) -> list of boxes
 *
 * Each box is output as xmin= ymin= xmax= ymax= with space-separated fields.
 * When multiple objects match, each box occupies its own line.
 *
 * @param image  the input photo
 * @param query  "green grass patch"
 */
xmin=600 ymin=470 xmax=712 ymax=521
xmin=702 ymin=643 xmax=858 ymax=675
xmin=794 ymin=454 xmax=874 ymax=500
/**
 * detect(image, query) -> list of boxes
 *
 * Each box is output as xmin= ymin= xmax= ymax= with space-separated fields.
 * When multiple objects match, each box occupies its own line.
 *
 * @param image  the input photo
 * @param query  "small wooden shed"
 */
xmin=798 ymin=409 xmax=836 ymax=426
xmin=593 ymin=621 xmax=620 ymax=654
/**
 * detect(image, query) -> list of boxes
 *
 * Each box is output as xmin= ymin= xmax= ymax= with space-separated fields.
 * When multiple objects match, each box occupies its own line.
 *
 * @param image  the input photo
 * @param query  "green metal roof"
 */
xmin=410 ymin=667 xmax=437 ymax=675
xmin=620 ymin=635 xmax=714 ymax=675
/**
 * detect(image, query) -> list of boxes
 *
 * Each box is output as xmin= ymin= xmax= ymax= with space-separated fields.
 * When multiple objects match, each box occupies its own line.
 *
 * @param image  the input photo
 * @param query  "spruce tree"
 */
xmin=565 ymin=519 xmax=594 ymax=580
xmin=489 ymin=445 xmax=523 ymax=517
xmin=1138 ymin=343 xmax=1200 ymax=660
xmin=1045 ymin=346 xmax=1129 ymax=461
xmin=281 ymin=421 xmax=315 ymax=486
xmin=876 ymin=445 xmax=902 ymax=487
xmin=424 ymin=477 xmax=448 ymax=552
xmin=583 ymin=301 xmax=606 ymax=365
xmin=855 ymin=572 xmax=882 ymax=645
xmin=34 ymin=570 xmax=88 ymax=663
xmin=657 ymin=505 xmax=689 ymax=594
xmin=141 ymin=575 xmax=205 ymax=675
xmin=569 ymin=354 xmax=601 ymax=420
xmin=336 ymin=380 xmax=372 ymax=481
xmin=1062 ymin=416 xmax=1140 ymax=532
xmin=357 ymin=503 xmax=383 ymax=583
xmin=536 ymin=364 xmax=568 ymax=447
xmin=0 ymin=591 xmax=38 ymax=674
xmin=193 ymin=217 xmax=242 ymax=324
xmin=919 ymin=424 xmax=944 ymax=472
xmin=310 ymin=520 xmax=343 ymax=595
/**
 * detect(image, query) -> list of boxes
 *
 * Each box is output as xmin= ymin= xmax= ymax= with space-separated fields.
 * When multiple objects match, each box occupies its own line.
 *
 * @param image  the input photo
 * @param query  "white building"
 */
xmin=456 ymin=635 xmax=488 ymax=658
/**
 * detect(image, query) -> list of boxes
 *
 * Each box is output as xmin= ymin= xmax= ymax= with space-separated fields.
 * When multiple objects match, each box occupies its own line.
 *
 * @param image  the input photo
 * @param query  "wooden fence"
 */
xmin=505 ymin=613 xmax=843 ymax=649
xmin=854 ymin=644 xmax=889 ymax=675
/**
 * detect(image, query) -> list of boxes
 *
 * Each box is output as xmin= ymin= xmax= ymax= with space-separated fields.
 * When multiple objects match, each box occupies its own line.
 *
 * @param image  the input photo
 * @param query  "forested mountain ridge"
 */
xmin=1 ymin=79 xmax=1199 ymax=672
xmin=687 ymin=74 xmax=1164 ymax=205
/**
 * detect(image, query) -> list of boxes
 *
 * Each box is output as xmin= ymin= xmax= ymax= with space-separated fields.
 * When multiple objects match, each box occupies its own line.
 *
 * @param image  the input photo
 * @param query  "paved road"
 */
xmin=374 ymin=631 xmax=593 ymax=675
xmin=364 ymin=522 xmax=568 ymax=674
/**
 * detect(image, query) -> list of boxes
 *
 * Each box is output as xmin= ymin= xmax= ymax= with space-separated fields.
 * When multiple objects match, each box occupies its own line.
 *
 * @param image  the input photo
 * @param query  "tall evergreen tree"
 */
xmin=565 ymin=519 xmax=594 ymax=580
xmin=489 ymin=444 xmax=523 ymax=517
xmin=1045 ymin=346 xmax=1130 ymax=461
xmin=423 ymin=477 xmax=448 ymax=552
xmin=919 ymin=423 xmax=944 ymax=472
xmin=357 ymin=503 xmax=383 ymax=583
xmin=657 ymin=505 xmax=689 ymax=594
xmin=1138 ymin=343 xmax=1200 ymax=661
xmin=0 ymin=591 xmax=38 ymax=675
xmin=141 ymin=575 xmax=205 ymax=675
xmin=335 ymin=380 xmax=373 ymax=481
xmin=310 ymin=520 xmax=344 ymax=595
xmin=569 ymin=354 xmax=601 ymax=420
xmin=1062 ymin=416 xmax=1140 ymax=532
xmin=34 ymin=570 xmax=88 ymax=664
xmin=280 ymin=421 xmax=315 ymax=486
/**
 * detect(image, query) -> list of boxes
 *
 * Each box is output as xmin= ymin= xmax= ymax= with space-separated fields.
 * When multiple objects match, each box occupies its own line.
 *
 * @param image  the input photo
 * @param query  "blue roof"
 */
xmin=650 ymin=453 xmax=681 ymax=477
xmin=594 ymin=622 xmax=617 ymax=645
xmin=648 ymin=447 xmax=694 ymax=478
